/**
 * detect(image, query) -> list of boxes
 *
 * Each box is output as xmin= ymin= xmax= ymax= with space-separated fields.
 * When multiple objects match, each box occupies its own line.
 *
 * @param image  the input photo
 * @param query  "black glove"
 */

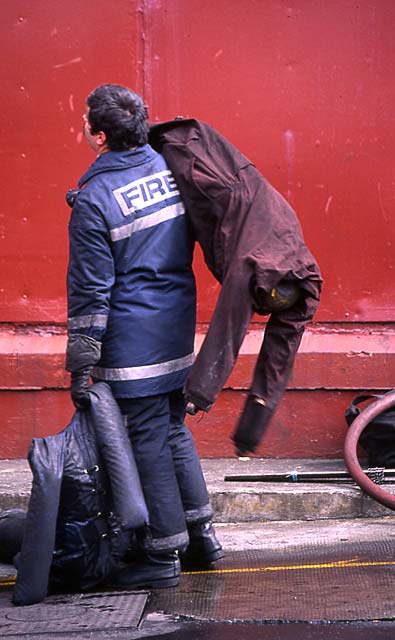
xmin=66 ymin=334 xmax=102 ymax=411
xmin=70 ymin=369 xmax=92 ymax=411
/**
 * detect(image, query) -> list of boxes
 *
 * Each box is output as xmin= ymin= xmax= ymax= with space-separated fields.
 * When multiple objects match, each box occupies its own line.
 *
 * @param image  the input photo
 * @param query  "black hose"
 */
xmin=344 ymin=391 xmax=395 ymax=510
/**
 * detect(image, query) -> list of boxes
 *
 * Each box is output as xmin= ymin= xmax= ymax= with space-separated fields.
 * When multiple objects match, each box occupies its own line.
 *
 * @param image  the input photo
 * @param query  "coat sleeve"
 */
xmin=184 ymin=265 xmax=254 ymax=410
xmin=13 ymin=436 xmax=65 ymax=605
xmin=89 ymin=383 xmax=149 ymax=530
xmin=67 ymin=197 xmax=115 ymax=341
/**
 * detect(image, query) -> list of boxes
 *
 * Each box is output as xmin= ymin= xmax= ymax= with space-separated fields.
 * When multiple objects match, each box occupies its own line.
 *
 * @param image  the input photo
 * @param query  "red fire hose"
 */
xmin=344 ymin=390 xmax=395 ymax=511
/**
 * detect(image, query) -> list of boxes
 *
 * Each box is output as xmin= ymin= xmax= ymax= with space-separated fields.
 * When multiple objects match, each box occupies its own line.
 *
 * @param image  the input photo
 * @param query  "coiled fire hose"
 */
xmin=344 ymin=390 xmax=395 ymax=511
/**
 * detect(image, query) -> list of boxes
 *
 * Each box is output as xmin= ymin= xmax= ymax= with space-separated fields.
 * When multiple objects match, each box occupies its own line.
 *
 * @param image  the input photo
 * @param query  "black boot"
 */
xmin=180 ymin=521 xmax=224 ymax=569
xmin=111 ymin=551 xmax=180 ymax=589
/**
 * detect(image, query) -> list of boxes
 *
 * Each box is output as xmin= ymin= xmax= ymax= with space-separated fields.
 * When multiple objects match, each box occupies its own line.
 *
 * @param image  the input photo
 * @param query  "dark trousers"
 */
xmin=117 ymin=389 xmax=212 ymax=553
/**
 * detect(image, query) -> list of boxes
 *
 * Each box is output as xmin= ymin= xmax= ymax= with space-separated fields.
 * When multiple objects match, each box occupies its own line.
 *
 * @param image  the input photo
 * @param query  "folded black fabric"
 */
xmin=13 ymin=383 xmax=148 ymax=606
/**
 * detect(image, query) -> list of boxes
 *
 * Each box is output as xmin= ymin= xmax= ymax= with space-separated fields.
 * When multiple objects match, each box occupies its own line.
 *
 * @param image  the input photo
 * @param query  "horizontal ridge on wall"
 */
xmin=1 ymin=323 xmax=394 ymax=458
xmin=1 ymin=323 xmax=395 ymax=391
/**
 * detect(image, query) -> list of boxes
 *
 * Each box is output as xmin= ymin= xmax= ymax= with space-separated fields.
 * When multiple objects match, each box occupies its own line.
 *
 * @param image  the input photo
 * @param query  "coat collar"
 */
xmin=78 ymin=144 xmax=156 ymax=187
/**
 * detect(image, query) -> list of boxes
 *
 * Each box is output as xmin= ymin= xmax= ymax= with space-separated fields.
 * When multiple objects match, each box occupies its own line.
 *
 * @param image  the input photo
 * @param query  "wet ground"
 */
xmin=152 ymin=540 xmax=395 ymax=622
xmin=1 ymin=536 xmax=395 ymax=638
xmin=139 ymin=620 xmax=395 ymax=640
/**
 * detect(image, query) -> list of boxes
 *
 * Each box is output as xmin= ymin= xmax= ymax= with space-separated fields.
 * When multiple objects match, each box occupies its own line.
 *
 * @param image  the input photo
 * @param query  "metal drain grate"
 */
xmin=152 ymin=540 xmax=395 ymax=623
xmin=0 ymin=590 xmax=148 ymax=636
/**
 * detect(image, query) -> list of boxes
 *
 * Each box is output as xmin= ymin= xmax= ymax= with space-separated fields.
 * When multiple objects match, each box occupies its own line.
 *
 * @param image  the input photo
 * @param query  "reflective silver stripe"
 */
xmin=184 ymin=504 xmax=214 ymax=525
xmin=141 ymin=530 xmax=189 ymax=553
xmin=68 ymin=314 xmax=108 ymax=330
xmin=110 ymin=201 xmax=185 ymax=242
xmin=93 ymin=352 xmax=195 ymax=381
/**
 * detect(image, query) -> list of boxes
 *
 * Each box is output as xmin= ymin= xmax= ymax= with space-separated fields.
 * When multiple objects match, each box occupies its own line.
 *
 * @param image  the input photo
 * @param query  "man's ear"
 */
xmin=95 ymin=130 xmax=107 ymax=148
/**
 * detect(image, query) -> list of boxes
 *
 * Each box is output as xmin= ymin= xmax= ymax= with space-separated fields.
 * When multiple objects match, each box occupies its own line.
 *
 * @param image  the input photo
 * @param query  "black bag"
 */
xmin=345 ymin=392 xmax=395 ymax=467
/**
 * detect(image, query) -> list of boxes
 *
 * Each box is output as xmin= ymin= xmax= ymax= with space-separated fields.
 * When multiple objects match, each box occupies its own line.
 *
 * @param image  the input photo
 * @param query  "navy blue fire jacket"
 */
xmin=67 ymin=144 xmax=196 ymax=398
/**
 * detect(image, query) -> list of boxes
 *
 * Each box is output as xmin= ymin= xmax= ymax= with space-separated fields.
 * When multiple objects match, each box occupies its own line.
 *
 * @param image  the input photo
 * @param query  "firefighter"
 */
xmin=65 ymin=84 xmax=223 ymax=590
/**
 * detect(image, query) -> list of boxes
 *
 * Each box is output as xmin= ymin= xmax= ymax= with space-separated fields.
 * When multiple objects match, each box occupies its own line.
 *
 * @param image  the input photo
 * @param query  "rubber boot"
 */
xmin=180 ymin=521 xmax=224 ymax=569
xmin=111 ymin=551 xmax=180 ymax=589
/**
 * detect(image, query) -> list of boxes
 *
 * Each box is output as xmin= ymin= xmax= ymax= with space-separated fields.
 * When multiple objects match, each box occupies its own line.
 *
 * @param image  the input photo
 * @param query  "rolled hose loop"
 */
xmin=344 ymin=391 xmax=395 ymax=510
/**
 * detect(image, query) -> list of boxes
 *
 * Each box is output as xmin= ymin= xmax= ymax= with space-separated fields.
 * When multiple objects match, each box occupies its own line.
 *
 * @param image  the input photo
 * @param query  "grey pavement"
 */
xmin=1 ymin=455 xmax=395 ymax=579
xmin=1 ymin=457 xmax=395 ymax=637
xmin=2 ymin=456 xmax=395 ymax=521
xmin=2 ymin=515 xmax=395 ymax=581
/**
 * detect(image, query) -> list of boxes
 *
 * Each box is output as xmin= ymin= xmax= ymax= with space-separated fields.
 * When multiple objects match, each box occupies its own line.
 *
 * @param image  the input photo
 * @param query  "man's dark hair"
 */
xmin=87 ymin=84 xmax=149 ymax=151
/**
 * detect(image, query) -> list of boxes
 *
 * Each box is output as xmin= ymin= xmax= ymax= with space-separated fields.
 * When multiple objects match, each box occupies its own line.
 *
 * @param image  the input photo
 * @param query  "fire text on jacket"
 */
xmin=113 ymin=169 xmax=180 ymax=217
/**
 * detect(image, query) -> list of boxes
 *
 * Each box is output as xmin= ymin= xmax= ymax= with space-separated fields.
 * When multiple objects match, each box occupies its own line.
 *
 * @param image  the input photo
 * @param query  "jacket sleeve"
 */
xmin=184 ymin=266 xmax=254 ymax=410
xmin=13 ymin=436 xmax=65 ymax=605
xmin=67 ymin=197 xmax=115 ymax=341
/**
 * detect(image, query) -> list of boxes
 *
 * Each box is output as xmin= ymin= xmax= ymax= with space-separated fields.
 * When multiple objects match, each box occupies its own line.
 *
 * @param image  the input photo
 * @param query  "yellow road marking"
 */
xmin=183 ymin=558 xmax=395 ymax=576
xmin=1 ymin=558 xmax=394 ymax=587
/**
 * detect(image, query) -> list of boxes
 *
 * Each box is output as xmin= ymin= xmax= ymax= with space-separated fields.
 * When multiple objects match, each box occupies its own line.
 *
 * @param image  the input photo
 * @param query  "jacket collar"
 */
xmin=78 ymin=144 xmax=155 ymax=187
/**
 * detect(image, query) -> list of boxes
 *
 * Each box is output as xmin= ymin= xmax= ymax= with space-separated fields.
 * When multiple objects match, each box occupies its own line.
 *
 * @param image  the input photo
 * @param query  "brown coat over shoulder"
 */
xmin=149 ymin=119 xmax=322 ymax=454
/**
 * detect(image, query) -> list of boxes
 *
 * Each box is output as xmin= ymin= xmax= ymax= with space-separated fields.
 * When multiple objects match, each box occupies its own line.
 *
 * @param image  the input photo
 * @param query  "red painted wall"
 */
xmin=140 ymin=0 xmax=395 ymax=323
xmin=1 ymin=1 xmax=395 ymax=458
xmin=2 ymin=0 xmax=394 ymax=324
xmin=1 ymin=0 xmax=143 ymax=323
